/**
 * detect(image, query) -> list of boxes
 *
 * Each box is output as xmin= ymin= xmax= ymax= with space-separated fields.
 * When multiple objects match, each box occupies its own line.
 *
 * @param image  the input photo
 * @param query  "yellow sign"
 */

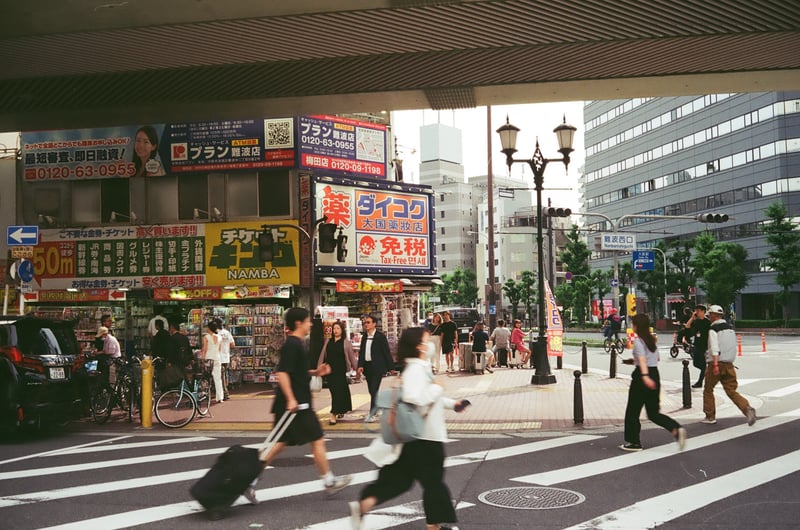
xmin=11 ymin=246 xmax=34 ymax=259
xmin=204 ymin=221 xmax=301 ymax=287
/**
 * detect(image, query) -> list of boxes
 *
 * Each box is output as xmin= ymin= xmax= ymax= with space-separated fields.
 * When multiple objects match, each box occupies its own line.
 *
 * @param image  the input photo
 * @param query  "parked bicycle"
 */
xmin=89 ymin=356 xmax=138 ymax=424
xmin=154 ymin=359 xmax=214 ymax=428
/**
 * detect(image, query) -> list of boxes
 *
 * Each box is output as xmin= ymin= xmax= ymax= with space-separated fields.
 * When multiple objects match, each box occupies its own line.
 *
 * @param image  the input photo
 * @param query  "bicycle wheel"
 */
xmin=603 ymin=337 xmax=612 ymax=353
xmin=91 ymin=384 xmax=113 ymax=424
xmin=195 ymin=376 xmax=212 ymax=416
xmin=615 ymin=338 xmax=625 ymax=351
xmin=116 ymin=374 xmax=134 ymax=413
xmin=155 ymin=389 xmax=197 ymax=428
xmin=669 ymin=345 xmax=679 ymax=358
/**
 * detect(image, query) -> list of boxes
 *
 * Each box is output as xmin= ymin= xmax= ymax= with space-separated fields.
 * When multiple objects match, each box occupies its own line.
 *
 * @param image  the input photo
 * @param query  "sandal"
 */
xmin=329 ymin=418 xmax=337 ymax=425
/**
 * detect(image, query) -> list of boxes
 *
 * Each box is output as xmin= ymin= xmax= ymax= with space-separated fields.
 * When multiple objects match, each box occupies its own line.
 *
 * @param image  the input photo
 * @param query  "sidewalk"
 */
xmin=157 ymin=363 xmax=701 ymax=434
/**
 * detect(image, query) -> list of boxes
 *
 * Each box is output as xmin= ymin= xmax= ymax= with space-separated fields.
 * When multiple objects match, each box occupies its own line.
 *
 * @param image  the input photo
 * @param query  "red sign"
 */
xmin=335 ymin=279 xmax=403 ymax=293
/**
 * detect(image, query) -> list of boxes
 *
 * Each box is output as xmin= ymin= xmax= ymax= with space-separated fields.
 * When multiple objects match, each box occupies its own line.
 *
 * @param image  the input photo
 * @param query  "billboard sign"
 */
xmin=314 ymin=176 xmax=434 ymax=275
xmin=299 ymin=115 xmax=387 ymax=178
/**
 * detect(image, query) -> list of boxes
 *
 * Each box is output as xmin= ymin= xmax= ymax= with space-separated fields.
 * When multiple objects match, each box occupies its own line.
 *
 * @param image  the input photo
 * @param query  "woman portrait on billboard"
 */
xmin=131 ymin=125 xmax=166 ymax=177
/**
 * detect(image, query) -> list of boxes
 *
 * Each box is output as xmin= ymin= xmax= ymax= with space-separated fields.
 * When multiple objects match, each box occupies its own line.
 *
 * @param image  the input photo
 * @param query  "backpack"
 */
xmin=610 ymin=314 xmax=621 ymax=330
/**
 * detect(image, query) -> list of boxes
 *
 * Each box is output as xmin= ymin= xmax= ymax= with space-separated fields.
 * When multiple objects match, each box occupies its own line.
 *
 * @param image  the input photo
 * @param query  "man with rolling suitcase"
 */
xmin=190 ymin=307 xmax=351 ymax=519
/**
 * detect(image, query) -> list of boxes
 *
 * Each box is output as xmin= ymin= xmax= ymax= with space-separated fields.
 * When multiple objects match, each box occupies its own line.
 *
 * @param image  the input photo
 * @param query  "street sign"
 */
xmin=564 ymin=271 xmax=573 ymax=281
xmin=7 ymin=225 xmax=39 ymax=246
xmin=632 ymin=250 xmax=655 ymax=270
xmin=428 ymin=295 xmax=440 ymax=302
xmin=489 ymin=304 xmax=496 ymax=315
xmin=10 ymin=246 xmax=34 ymax=259
xmin=498 ymin=188 xmax=515 ymax=199
xmin=610 ymin=278 xmax=619 ymax=288
xmin=600 ymin=232 xmax=637 ymax=251
xmin=17 ymin=259 xmax=34 ymax=283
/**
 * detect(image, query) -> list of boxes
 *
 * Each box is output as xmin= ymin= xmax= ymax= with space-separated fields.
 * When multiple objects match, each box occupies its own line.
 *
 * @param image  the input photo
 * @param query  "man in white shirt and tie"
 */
xmin=356 ymin=315 xmax=394 ymax=422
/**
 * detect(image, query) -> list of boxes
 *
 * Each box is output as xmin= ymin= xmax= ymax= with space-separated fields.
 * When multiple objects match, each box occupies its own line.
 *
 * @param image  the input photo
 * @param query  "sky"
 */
xmin=390 ymin=101 xmax=586 ymax=210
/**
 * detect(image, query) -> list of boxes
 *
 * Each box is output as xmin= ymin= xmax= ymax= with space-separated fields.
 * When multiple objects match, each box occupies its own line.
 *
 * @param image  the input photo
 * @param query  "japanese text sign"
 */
xmin=601 ymin=233 xmax=637 ymax=251
xmin=299 ymin=115 xmax=387 ymax=178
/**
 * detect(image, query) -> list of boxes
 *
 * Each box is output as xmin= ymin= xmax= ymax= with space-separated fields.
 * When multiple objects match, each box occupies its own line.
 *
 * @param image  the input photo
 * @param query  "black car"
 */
xmin=0 ymin=316 xmax=83 ymax=433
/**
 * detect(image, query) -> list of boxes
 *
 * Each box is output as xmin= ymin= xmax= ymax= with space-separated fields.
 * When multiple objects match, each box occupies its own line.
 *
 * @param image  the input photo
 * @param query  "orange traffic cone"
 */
xmin=737 ymin=334 xmax=742 ymax=356
xmin=761 ymin=331 xmax=766 ymax=353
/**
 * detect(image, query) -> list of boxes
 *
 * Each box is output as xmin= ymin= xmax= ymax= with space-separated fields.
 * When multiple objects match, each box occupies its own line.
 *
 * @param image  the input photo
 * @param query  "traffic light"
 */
xmin=696 ymin=213 xmax=729 ymax=223
xmin=318 ymin=223 xmax=338 ymax=253
xmin=626 ymin=293 xmax=637 ymax=317
xmin=543 ymin=207 xmax=572 ymax=217
xmin=335 ymin=228 xmax=348 ymax=263
xmin=258 ymin=228 xmax=274 ymax=262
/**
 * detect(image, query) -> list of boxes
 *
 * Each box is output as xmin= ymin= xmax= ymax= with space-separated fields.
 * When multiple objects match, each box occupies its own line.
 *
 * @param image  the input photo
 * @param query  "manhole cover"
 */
xmin=478 ymin=487 xmax=585 ymax=510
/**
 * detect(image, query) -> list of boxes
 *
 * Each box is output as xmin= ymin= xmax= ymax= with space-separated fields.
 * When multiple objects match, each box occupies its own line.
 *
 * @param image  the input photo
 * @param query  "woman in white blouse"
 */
xmin=349 ymin=327 xmax=470 ymax=530
xmin=201 ymin=320 xmax=224 ymax=404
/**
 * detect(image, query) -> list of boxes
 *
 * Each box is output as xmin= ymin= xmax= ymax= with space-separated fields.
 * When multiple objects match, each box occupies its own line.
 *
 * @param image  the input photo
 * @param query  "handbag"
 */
xmin=310 ymin=375 xmax=323 ymax=393
xmin=375 ymin=379 xmax=434 ymax=444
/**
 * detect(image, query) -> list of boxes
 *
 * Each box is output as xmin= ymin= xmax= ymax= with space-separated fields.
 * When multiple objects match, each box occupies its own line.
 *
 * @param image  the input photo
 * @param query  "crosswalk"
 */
xmin=2 ymin=410 xmax=799 ymax=529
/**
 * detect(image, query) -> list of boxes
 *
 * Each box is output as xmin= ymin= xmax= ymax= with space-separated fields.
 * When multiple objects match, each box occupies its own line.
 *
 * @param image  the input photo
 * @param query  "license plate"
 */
xmin=49 ymin=367 xmax=65 ymax=380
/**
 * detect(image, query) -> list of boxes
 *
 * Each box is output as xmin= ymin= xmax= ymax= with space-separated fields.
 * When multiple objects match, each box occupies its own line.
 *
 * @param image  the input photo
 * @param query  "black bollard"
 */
xmin=557 ymin=353 xmax=563 ymax=370
xmin=581 ymin=341 xmax=588 ymax=374
xmin=573 ymin=370 xmax=584 ymax=424
xmin=682 ymin=359 xmax=692 ymax=409
xmin=609 ymin=343 xmax=617 ymax=379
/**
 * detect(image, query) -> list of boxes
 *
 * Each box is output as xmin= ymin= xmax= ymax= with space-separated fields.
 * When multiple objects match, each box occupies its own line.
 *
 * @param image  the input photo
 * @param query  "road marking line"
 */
xmin=564 ymin=449 xmax=800 ymax=529
xmin=34 ymin=435 xmax=595 ymax=528
xmin=760 ymin=382 xmax=800 ymax=398
xmin=50 ymin=436 xmax=215 ymax=456
xmin=512 ymin=408 xmax=800 ymax=486
xmin=302 ymin=500 xmax=474 ymax=530
xmin=0 ymin=435 xmax=131 ymax=466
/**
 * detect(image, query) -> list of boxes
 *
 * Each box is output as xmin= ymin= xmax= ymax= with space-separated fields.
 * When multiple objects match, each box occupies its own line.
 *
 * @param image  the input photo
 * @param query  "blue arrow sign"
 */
xmin=7 ymin=225 xmax=39 ymax=246
xmin=632 ymin=250 xmax=655 ymax=271
xmin=17 ymin=259 xmax=34 ymax=283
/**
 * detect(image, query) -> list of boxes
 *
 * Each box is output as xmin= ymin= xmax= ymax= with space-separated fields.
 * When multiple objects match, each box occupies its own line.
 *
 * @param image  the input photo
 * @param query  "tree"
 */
xmin=502 ymin=278 xmax=523 ymax=321
xmin=434 ymin=267 xmax=479 ymax=307
xmin=558 ymin=226 xmax=591 ymax=323
xmin=635 ymin=242 xmax=669 ymax=320
xmin=519 ymin=270 xmax=537 ymax=326
xmin=763 ymin=202 xmax=800 ymax=322
xmin=667 ymin=238 xmax=697 ymax=310
xmin=590 ymin=269 xmax=613 ymax=318
xmin=690 ymin=232 xmax=749 ymax=310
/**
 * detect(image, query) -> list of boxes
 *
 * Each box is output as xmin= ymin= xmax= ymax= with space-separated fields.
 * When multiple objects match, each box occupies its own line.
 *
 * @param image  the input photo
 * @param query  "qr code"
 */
xmin=264 ymin=118 xmax=294 ymax=149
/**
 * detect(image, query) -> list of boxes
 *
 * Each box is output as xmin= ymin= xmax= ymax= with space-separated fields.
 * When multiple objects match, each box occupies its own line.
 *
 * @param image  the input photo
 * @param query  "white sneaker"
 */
xmin=746 ymin=407 xmax=757 ymax=426
xmin=675 ymin=427 xmax=687 ymax=451
xmin=701 ymin=417 xmax=717 ymax=424
xmin=348 ymin=500 xmax=362 ymax=530
xmin=243 ymin=486 xmax=258 ymax=505
xmin=324 ymin=475 xmax=352 ymax=496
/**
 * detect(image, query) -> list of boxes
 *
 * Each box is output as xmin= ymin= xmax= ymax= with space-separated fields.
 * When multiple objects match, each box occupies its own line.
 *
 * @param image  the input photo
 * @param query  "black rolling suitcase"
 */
xmin=190 ymin=407 xmax=299 ymax=515
xmin=496 ymin=347 xmax=508 ymax=367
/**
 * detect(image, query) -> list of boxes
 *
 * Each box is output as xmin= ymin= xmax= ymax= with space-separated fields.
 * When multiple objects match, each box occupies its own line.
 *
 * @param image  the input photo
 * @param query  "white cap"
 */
xmin=707 ymin=304 xmax=724 ymax=315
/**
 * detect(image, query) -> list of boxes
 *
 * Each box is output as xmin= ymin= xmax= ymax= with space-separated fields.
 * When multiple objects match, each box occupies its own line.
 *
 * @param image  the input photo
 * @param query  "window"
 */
xmin=72 ymin=181 xmax=101 ymax=224
xmin=228 ymin=172 xmax=258 ymax=217
xmin=441 ymin=210 xmax=445 ymax=218
xmin=101 ymin=179 xmax=130 ymax=224
xmin=441 ymin=243 xmax=446 ymax=251
xmin=258 ymin=170 xmax=291 ymax=217
xmin=178 ymin=174 xmax=208 ymax=220
xmin=148 ymin=176 xmax=178 ymax=222
xmin=441 ymin=227 xmax=446 ymax=235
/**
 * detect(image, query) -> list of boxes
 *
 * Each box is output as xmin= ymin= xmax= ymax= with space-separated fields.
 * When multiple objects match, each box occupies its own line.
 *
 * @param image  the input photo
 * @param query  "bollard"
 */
xmin=140 ymin=356 xmax=153 ymax=429
xmin=737 ymin=334 xmax=743 ymax=356
xmin=609 ymin=343 xmax=617 ymax=379
xmin=681 ymin=359 xmax=692 ymax=409
xmin=581 ymin=341 xmax=588 ymax=374
xmin=761 ymin=331 xmax=766 ymax=353
xmin=573 ymin=370 xmax=584 ymax=424
xmin=557 ymin=353 xmax=563 ymax=370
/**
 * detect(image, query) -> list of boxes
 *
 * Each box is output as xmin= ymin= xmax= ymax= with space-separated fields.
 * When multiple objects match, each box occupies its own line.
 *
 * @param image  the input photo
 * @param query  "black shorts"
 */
xmin=274 ymin=408 xmax=323 ymax=446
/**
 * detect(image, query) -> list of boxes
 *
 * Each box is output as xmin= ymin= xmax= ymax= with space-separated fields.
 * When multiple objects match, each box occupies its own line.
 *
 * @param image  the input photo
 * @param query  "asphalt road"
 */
xmin=1 ymin=334 xmax=798 ymax=529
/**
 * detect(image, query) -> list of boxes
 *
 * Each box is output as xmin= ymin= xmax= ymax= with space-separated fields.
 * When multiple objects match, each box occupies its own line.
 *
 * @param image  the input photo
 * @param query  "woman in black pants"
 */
xmin=349 ymin=327 xmax=470 ymax=530
xmin=621 ymin=313 xmax=688 ymax=452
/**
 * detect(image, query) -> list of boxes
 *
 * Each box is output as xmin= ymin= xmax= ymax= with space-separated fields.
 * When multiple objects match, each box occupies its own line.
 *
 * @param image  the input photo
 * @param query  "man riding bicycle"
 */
xmin=603 ymin=309 xmax=623 ymax=341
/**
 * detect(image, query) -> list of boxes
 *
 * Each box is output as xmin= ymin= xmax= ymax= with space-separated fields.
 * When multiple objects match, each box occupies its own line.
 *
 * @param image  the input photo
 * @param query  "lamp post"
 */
xmin=497 ymin=115 xmax=576 ymax=385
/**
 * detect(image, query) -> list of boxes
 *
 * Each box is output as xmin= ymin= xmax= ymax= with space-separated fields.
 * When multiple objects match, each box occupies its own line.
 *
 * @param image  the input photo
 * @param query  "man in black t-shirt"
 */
xmin=686 ymin=305 xmax=711 ymax=388
xmin=245 ymin=308 xmax=351 ymax=505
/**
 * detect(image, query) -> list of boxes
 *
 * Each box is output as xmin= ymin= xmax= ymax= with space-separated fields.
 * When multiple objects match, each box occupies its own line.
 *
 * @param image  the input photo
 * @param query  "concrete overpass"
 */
xmin=1 ymin=0 xmax=798 ymax=131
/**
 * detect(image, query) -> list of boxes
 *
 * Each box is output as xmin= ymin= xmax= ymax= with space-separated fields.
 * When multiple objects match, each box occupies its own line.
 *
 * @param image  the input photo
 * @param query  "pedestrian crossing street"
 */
xmin=2 ymin=405 xmax=800 ymax=530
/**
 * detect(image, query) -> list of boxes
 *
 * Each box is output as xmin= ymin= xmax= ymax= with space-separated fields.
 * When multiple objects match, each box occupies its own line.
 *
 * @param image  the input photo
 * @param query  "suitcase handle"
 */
xmin=257 ymin=404 xmax=309 ymax=459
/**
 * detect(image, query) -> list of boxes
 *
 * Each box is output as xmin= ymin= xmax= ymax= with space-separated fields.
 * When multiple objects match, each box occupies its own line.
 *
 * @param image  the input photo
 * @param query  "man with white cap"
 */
xmin=95 ymin=325 xmax=122 ymax=383
xmin=702 ymin=304 xmax=756 ymax=426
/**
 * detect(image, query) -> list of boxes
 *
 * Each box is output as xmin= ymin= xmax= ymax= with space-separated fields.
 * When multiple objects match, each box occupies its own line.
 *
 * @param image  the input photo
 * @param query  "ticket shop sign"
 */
xmin=299 ymin=115 xmax=387 ymax=178
xmin=314 ymin=177 xmax=434 ymax=275
xmin=204 ymin=222 xmax=300 ymax=287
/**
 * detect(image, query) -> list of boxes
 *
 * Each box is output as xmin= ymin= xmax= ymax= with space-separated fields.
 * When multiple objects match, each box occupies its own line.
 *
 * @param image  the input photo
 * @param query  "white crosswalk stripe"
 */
xmin=3 ymin=410 xmax=799 ymax=529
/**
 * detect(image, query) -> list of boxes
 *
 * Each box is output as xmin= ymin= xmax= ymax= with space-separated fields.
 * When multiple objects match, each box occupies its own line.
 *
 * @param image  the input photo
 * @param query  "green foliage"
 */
xmin=519 ymin=271 xmax=537 ymax=325
xmin=433 ymin=267 xmax=479 ymax=307
xmin=690 ymin=232 xmax=749 ymax=309
xmin=502 ymin=278 xmax=523 ymax=320
xmin=763 ymin=202 xmax=800 ymax=322
xmin=667 ymin=239 xmax=697 ymax=311
xmin=556 ymin=226 xmax=591 ymax=322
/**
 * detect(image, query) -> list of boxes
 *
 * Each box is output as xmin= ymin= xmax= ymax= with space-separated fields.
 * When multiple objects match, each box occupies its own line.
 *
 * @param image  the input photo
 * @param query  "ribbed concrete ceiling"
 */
xmin=0 ymin=0 xmax=798 ymax=131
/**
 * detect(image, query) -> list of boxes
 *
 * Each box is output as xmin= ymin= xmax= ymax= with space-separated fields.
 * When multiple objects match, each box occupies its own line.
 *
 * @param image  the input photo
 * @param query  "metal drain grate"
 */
xmin=478 ymin=487 xmax=586 ymax=510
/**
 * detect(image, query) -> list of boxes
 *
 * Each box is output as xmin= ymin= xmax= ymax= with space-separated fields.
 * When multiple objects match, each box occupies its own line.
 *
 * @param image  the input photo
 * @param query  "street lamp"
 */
xmin=497 ymin=115 xmax=576 ymax=385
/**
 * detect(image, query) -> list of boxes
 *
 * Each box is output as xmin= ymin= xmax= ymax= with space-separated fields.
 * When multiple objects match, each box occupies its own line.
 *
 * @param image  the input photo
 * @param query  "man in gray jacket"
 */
xmin=702 ymin=304 xmax=756 ymax=426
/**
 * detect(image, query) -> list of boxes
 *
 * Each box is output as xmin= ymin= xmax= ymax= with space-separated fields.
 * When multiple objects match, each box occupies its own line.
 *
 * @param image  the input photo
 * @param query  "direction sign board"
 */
xmin=7 ymin=225 xmax=39 ymax=246
xmin=10 ymin=246 xmax=34 ymax=259
xmin=17 ymin=259 xmax=34 ymax=283
xmin=610 ymin=278 xmax=619 ymax=288
xmin=633 ymin=250 xmax=655 ymax=270
xmin=600 ymin=232 xmax=636 ymax=251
